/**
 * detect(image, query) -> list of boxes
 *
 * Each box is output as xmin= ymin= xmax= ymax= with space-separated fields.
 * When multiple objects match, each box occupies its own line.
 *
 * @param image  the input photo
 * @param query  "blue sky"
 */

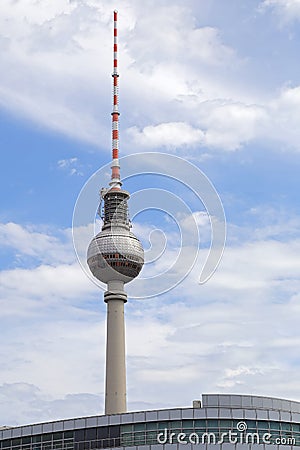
xmin=1 ymin=0 xmax=300 ymax=426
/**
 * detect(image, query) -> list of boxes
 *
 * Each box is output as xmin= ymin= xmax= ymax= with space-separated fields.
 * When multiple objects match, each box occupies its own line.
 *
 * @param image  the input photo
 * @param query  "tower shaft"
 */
xmin=87 ymin=10 xmax=144 ymax=416
xmin=105 ymin=290 xmax=127 ymax=415
xmin=105 ymin=12 xmax=127 ymax=414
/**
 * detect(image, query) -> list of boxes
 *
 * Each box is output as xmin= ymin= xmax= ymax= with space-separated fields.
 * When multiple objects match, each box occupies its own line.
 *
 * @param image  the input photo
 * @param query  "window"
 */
xmin=85 ymin=429 xmax=96 ymax=441
xmin=257 ymin=421 xmax=269 ymax=430
xmin=146 ymin=422 xmax=157 ymax=431
xmin=134 ymin=423 xmax=145 ymax=432
xmin=97 ymin=427 xmax=109 ymax=439
xmin=74 ymin=430 xmax=85 ymax=443
xmin=120 ymin=425 xmax=132 ymax=433
xmin=194 ymin=419 xmax=206 ymax=428
xmin=133 ymin=432 xmax=145 ymax=446
xmin=219 ymin=420 xmax=232 ymax=429
xmin=281 ymin=422 xmax=291 ymax=431
xmin=207 ymin=419 xmax=218 ymax=428
xmin=109 ymin=426 xmax=119 ymax=438
xmin=270 ymin=421 xmax=280 ymax=430
xmin=158 ymin=422 xmax=169 ymax=430
xmin=11 ymin=440 xmax=20 ymax=449
xmin=170 ymin=421 xmax=181 ymax=430
xmin=41 ymin=435 xmax=52 ymax=443
xmin=52 ymin=434 xmax=63 ymax=442
xmin=63 ymin=432 xmax=73 ymax=440
xmin=182 ymin=420 xmax=193 ymax=428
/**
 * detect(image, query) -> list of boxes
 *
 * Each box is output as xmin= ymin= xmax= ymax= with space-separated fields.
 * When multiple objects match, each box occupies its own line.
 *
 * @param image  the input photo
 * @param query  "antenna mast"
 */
xmin=110 ymin=10 xmax=121 ymax=190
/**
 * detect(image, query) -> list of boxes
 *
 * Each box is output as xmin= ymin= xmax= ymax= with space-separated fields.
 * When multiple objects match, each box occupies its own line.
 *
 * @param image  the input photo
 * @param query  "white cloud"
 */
xmin=125 ymin=285 xmax=300 ymax=407
xmin=0 ymin=0 xmax=243 ymax=152
xmin=261 ymin=0 xmax=300 ymax=23
xmin=268 ymin=85 xmax=300 ymax=149
xmin=0 ymin=222 xmax=98 ymax=314
xmin=0 ymin=383 xmax=102 ymax=426
xmin=2 ymin=202 xmax=300 ymax=422
xmin=124 ymin=209 xmax=300 ymax=405
xmin=127 ymin=122 xmax=204 ymax=149
xmin=127 ymin=5 xmax=235 ymax=68
xmin=126 ymin=102 xmax=268 ymax=152
xmin=57 ymin=157 xmax=84 ymax=176
xmin=0 ymin=0 xmax=115 ymax=145
xmin=126 ymin=86 xmax=300 ymax=152
xmin=0 ymin=263 xmax=96 ymax=304
xmin=247 ymin=207 xmax=300 ymax=241
xmin=0 ymin=222 xmax=73 ymax=264
xmin=1 ymin=216 xmax=300 ymax=421
xmin=0 ymin=0 xmax=74 ymax=27
xmin=200 ymin=102 xmax=268 ymax=150
xmin=1 ymin=0 xmax=300 ymax=153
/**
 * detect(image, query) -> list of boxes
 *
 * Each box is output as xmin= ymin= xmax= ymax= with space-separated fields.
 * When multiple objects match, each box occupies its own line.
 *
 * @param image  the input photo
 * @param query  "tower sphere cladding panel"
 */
xmin=87 ymin=227 xmax=144 ymax=284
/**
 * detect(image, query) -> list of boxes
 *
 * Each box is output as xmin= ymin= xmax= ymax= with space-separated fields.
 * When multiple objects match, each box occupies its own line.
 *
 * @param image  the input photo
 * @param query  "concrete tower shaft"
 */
xmin=104 ymin=298 xmax=126 ymax=415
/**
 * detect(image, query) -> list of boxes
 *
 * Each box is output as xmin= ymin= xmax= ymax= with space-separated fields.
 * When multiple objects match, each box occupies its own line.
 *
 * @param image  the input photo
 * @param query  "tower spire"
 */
xmin=110 ymin=9 xmax=121 ymax=190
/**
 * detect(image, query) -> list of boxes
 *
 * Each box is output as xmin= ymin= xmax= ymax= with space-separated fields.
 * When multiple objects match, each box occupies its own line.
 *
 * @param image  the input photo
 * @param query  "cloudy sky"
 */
xmin=1 ymin=0 xmax=300 ymax=426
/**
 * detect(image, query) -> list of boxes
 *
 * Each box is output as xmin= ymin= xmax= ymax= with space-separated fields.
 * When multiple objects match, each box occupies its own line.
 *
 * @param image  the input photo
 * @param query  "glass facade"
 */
xmin=0 ymin=432 xmax=73 ymax=450
xmin=0 ymin=428 xmax=121 ymax=450
xmin=120 ymin=419 xmax=300 ymax=446
xmin=1 ymin=395 xmax=300 ymax=449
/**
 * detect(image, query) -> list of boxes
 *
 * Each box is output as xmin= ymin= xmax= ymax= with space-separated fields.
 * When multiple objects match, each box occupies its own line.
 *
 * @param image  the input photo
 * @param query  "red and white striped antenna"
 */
xmin=110 ymin=10 xmax=121 ymax=190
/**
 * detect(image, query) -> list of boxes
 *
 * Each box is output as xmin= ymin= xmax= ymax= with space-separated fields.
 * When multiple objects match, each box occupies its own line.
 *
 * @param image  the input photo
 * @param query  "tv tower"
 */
xmin=87 ymin=11 xmax=144 ymax=415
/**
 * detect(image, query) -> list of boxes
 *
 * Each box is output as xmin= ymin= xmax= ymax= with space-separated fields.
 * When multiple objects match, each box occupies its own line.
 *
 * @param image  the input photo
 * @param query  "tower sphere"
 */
xmin=87 ymin=226 xmax=144 ymax=284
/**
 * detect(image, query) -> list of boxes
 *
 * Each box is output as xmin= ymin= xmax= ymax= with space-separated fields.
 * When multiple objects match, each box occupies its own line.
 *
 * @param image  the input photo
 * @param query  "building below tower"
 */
xmin=1 ymin=394 xmax=300 ymax=449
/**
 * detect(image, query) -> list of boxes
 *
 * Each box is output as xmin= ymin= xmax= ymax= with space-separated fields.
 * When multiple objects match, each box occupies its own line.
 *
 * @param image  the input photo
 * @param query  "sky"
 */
xmin=1 ymin=0 xmax=300 ymax=426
